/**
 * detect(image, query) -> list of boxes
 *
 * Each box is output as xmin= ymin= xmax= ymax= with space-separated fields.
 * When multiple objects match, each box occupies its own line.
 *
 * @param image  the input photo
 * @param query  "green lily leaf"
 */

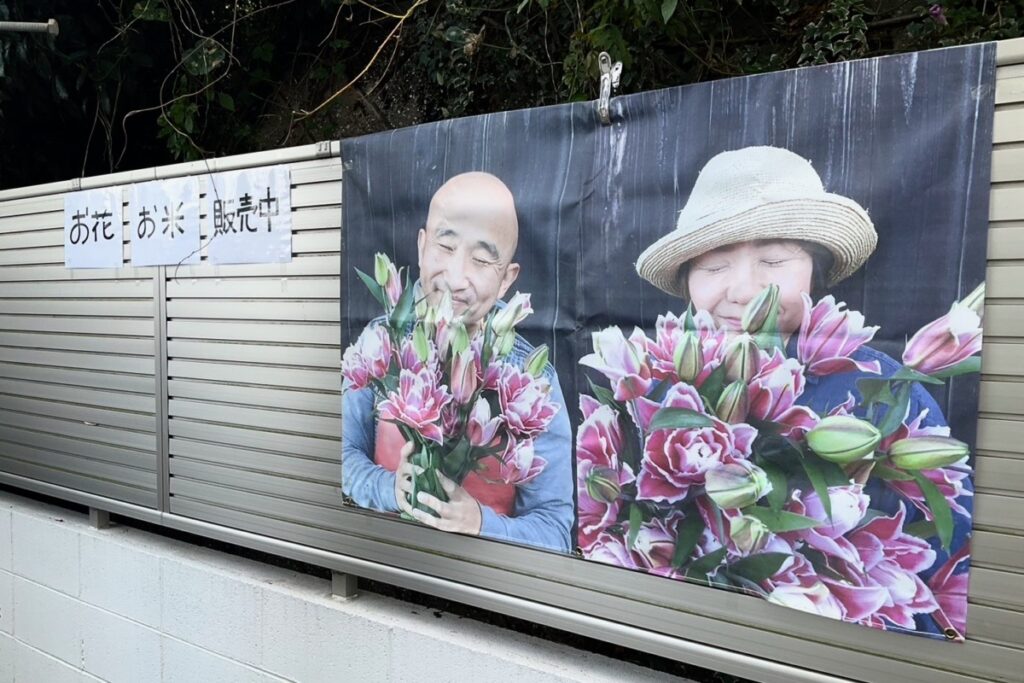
xmin=726 ymin=552 xmax=791 ymax=583
xmin=627 ymin=503 xmax=643 ymax=550
xmin=760 ymin=460 xmax=789 ymax=513
xmin=799 ymin=453 xmax=833 ymax=519
xmin=647 ymin=407 xmax=714 ymax=432
xmin=743 ymin=506 xmax=821 ymax=532
xmin=911 ymin=471 xmax=953 ymax=551
xmin=891 ymin=366 xmax=945 ymax=385
xmin=877 ymin=382 xmax=912 ymax=438
xmin=355 ymin=268 xmax=385 ymax=309
xmin=685 ymin=547 xmax=727 ymax=581
xmin=671 ymin=510 xmax=705 ymax=569
xmin=932 ymin=356 xmax=982 ymax=379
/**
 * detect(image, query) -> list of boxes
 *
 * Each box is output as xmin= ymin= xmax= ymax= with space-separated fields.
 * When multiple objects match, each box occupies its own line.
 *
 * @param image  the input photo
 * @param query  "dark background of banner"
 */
xmin=342 ymin=43 xmax=993 ymax=517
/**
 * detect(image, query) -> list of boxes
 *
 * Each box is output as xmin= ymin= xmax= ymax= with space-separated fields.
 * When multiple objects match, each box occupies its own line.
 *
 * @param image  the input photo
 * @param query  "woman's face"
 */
xmin=686 ymin=240 xmax=813 ymax=337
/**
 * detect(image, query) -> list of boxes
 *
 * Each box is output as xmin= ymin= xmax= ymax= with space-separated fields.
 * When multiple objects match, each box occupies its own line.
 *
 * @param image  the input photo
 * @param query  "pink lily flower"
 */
xmin=449 ymin=348 xmax=478 ymax=404
xmin=902 ymin=302 xmax=982 ymax=375
xmin=644 ymin=310 xmax=728 ymax=387
xmin=576 ymin=402 xmax=634 ymax=550
xmin=927 ymin=544 xmax=970 ymax=641
xmin=498 ymin=365 xmax=560 ymax=438
xmin=494 ymin=437 xmax=546 ymax=485
xmin=784 ymin=486 xmax=870 ymax=569
xmin=466 ymin=397 xmax=503 ymax=447
xmin=797 ymin=294 xmax=881 ymax=377
xmin=586 ymin=531 xmax=641 ymax=569
xmin=748 ymin=348 xmax=819 ymax=438
xmin=580 ymin=326 xmax=653 ymax=401
xmin=341 ymin=324 xmax=393 ymax=390
xmin=377 ymin=367 xmax=451 ymax=444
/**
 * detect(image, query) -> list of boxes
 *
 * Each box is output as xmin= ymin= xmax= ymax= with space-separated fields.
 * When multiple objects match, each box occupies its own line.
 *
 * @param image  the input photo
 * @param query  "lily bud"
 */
xmin=806 ymin=415 xmax=881 ymax=465
xmin=715 ymin=380 xmax=749 ymax=423
xmin=585 ymin=466 xmax=622 ymax=504
xmin=524 ymin=344 xmax=549 ymax=378
xmin=412 ymin=323 xmax=430 ymax=363
xmin=373 ymin=252 xmax=391 ymax=288
xmin=889 ymin=436 xmax=969 ymax=470
xmin=958 ymin=282 xmax=985 ymax=320
xmin=495 ymin=329 xmax=516 ymax=359
xmin=729 ymin=514 xmax=771 ymax=555
xmin=448 ymin=320 xmax=470 ymax=356
xmin=673 ymin=331 xmax=701 ymax=382
xmin=723 ymin=334 xmax=759 ymax=383
xmin=705 ymin=461 xmax=771 ymax=509
xmin=742 ymin=285 xmax=780 ymax=334
xmin=491 ymin=292 xmax=533 ymax=336
xmin=450 ymin=349 xmax=478 ymax=404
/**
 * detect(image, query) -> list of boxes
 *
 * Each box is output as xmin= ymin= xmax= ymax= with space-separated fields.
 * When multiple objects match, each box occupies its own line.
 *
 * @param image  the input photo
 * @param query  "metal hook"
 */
xmin=597 ymin=52 xmax=623 ymax=125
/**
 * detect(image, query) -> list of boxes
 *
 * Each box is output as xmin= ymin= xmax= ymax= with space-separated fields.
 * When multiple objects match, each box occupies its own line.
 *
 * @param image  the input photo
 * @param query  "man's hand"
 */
xmin=394 ymin=440 xmax=418 ymax=516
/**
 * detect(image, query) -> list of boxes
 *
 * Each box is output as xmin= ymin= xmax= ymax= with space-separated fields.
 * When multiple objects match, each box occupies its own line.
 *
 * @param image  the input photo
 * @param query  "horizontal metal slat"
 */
xmin=987 ymin=224 xmax=1024 ymax=260
xmin=169 ymin=437 xmax=338 ymax=481
xmin=971 ymin=530 xmax=1024 ymax=570
xmin=0 ymin=412 xmax=155 ymax=451
xmin=0 ymin=194 xmax=62 ymax=218
xmin=992 ymin=146 xmax=1024 ymax=183
xmin=292 ymin=231 xmax=339 ymax=254
xmin=167 ymin=379 xmax=338 ymax=414
xmin=979 ymin=380 xmax=1024 ymax=414
xmin=166 ymin=340 xmax=338 ymax=369
xmin=0 ymin=347 xmax=153 ymax=374
xmin=975 ymin=454 xmax=1024 ymax=494
xmin=168 ymin=398 xmax=339 ymax=438
xmin=168 ymin=419 xmax=338 ymax=460
xmin=994 ymin=107 xmax=1024 ymax=144
xmin=0 ymin=245 xmax=69 ymax=266
xmin=290 ymin=181 xmax=340 ymax=208
xmin=0 ymin=453 xmax=155 ymax=507
xmin=0 ymin=279 xmax=154 ymax=298
xmin=0 ymin=378 xmax=155 ymax=412
xmin=0 ymin=440 xmax=155 ymax=489
xmin=167 ymin=320 xmax=339 ymax=346
xmin=166 ymin=277 xmax=339 ymax=299
xmin=973 ymin=491 xmax=1024 ymax=533
xmin=969 ymin=567 xmax=1024 ymax=609
xmin=292 ymin=206 xmax=340 ymax=231
xmin=996 ymin=76 xmax=1024 ymax=105
xmin=0 ymin=228 xmax=62 ymax=250
xmin=0 ymin=299 xmax=153 ymax=317
xmin=977 ymin=417 xmax=1024 ymax=455
xmin=164 ymin=254 xmax=338 ymax=279
xmin=290 ymin=162 xmax=341 ymax=185
xmin=0 ymin=211 xmax=61 ymax=235
xmin=0 ymin=332 xmax=153 ymax=356
xmin=0 ymin=265 xmax=155 ymax=282
xmin=0 ymin=394 xmax=155 ymax=432
xmin=0 ymin=423 xmax=155 ymax=470
xmin=977 ymin=343 xmax=1022 ymax=376
xmin=166 ymin=299 xmax=338 ymax=322
xmin=986 ymin=264 xmax=1024 ymax=297
xmin=985 ymin=305 xmax=1024 ymax=337
xmin=0 ymin=315 xmax=153 ymax=336
xmin=967 ymin=604 xmax=1024 ymax=649
xmin=0 ymin=362 xmax=154 ymax=394
xmin=171 ymin=457 xmax=342 ymax=507
xmin=167 ymin=359 xmax=338 ymax=391
xmin=171 ymin=477 xmax=349 ymax=529
xmin=991 ymin=184 xmax=1024 ymax=221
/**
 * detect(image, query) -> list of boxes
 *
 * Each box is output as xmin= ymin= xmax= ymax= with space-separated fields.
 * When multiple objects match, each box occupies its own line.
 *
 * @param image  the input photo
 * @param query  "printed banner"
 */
xmin=340 ymin=44 xmax=995 ymax=642
xmin=206 ymin=165 xmax=292 ymax=264
xmin=129 ymin=177 xmax=201 ymax=266
xmin=64 ymin=187 xmax=123 ymax=269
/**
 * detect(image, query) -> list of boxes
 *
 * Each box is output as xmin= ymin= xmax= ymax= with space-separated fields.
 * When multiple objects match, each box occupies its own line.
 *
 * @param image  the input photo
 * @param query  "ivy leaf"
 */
xmin=726 ymin=552 xmax=790 ymax=583
xmin=911 ymin=471 xmax=953 ymax=551
xmin=647 ymin=407 xmax=713 ymax=432
xmin=217 ymin=92 xmax=235 ymax=112
xmin=661 ymin=0 xmax=679 ymax=23
xmin=743 ymin=507 xmax=821 ymax=532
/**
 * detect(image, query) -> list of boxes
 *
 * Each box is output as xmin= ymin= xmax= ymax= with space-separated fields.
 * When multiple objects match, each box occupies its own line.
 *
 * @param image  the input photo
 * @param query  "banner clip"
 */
xmin=597 ymin=52 xmax=623 ymax=125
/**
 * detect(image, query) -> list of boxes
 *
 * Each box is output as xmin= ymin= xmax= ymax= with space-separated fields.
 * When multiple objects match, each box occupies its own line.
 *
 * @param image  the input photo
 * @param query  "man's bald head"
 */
xmin=417 ymin=172 xmax=522 ymax=330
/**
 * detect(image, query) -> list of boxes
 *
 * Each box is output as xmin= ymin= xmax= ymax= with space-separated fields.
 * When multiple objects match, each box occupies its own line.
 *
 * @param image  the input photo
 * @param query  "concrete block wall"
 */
xmin=0 ymin=491 xmax=683 ymax=683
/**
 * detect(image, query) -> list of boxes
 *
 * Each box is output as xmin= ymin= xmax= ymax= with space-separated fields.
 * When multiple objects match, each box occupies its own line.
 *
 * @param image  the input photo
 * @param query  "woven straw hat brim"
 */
xmin=635 ymin=197 xmax=877 ymax=298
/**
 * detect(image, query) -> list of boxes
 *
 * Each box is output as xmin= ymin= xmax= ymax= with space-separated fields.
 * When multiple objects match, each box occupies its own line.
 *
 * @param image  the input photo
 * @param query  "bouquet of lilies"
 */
xmin=577 ymin=283 xmax=983 ymax=640
xmin=343 ymin=253 xmax=558 ymax=519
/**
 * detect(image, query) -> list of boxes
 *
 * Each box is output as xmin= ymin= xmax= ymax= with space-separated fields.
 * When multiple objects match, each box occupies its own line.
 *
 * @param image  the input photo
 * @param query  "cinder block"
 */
xmin=80 ymin=605 xmax=162 ymax=683
xmin=12 ymin=511 xmax=80 ymax=597
xmin=160 ymin=557 xmax=262 ymax=665
xmin=0 ymin=506 xmax=11 ymax=572
xmin=13 ymin=577 xmax=82 ymax=667
xmin=80 ymin=533 xmax=161 ymax=629
xmin=12 ymin=640 xmax=86 ymax=683
xmin=259 ymin=587 xmax=391 ymax=683
xmin=0 ymin=570 xmax=12 ymax=635
xmin=161 ymin=637 xmax=287 ymax=683
xmin=0 ymin=633 xmax=13 ymax=683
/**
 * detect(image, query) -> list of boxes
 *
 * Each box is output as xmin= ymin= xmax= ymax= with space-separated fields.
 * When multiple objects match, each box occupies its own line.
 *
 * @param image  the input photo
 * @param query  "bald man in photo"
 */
xmin=342 ymin=172 xmax=573 ymax=553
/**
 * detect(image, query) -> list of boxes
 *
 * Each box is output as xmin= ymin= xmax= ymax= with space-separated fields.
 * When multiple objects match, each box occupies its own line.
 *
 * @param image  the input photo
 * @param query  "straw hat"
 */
xmin=635 ymin=146 xmax=877 ymax=298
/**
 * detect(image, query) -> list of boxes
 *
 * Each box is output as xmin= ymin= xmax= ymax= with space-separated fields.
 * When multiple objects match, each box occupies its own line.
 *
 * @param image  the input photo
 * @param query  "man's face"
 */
xmin=686 ymin=240 xmax=813 ymax=337
xmin=417 ymin=185 xmax=520 ymax=331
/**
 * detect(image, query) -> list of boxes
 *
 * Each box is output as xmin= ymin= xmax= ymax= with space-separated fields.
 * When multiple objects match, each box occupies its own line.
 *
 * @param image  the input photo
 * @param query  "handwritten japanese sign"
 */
xmin=207 ymin=166 xmax=292 ymax=264
xmin=129 ymin=178 xmax=201 ymax=266
xmin=64 ymin=188 xmax=123 ymax=269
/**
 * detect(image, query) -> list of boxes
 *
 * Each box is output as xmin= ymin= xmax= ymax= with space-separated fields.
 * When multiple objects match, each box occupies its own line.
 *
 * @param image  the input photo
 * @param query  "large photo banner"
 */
xmin=340 ymin=42 xmax=995 ymax=642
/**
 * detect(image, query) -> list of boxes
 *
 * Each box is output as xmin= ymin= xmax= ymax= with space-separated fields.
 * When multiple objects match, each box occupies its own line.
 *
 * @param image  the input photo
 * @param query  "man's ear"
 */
xmin=417 ymin=228 xmax=426 ymax=263
xmin=497 ymin=261 xmax=520 ymax=300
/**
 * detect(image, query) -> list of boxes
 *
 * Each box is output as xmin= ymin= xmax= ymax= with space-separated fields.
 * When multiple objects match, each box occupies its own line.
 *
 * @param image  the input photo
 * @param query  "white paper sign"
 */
xmin=207 ymin=166 xmax=292 ymax=264
xmin=129 ymin=178 xmax=201 ymax=266
xmin=64 ymin=188 xmax=123 ymax=269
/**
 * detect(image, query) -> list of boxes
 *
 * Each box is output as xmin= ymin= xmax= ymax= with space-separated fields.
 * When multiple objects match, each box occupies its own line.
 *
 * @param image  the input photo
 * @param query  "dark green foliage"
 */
xmin=1 ymin=0 xmax=1021 ymax=189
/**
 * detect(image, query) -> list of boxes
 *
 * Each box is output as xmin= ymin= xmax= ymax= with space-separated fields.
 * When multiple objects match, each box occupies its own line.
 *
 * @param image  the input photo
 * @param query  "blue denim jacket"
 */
xmin=342 ymin=314 xmax=573 ymax=553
